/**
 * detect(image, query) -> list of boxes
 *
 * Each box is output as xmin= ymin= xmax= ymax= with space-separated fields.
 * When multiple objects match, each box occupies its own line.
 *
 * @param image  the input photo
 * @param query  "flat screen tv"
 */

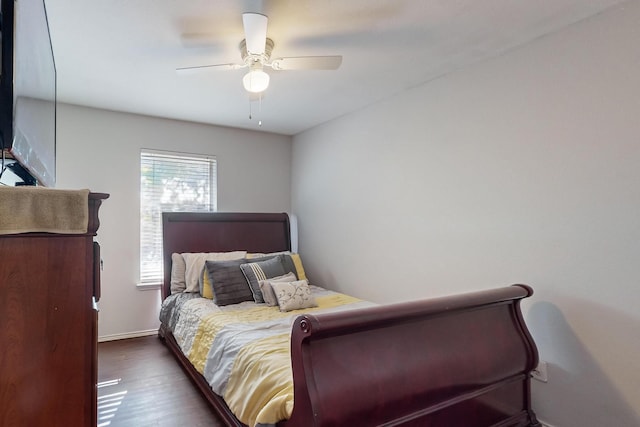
xmin=0 ymin=0 xmax=56 ymax=187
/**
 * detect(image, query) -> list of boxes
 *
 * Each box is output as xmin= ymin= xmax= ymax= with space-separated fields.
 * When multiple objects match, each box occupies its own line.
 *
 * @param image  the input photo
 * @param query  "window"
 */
xmin=140 ymin=150 xmax=217 ymax=284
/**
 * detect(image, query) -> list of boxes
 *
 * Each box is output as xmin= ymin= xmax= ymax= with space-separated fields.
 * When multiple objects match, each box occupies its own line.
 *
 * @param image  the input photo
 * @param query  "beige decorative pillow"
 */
xmin=182 ymin=251 xmax=247 ymax=293
xmin=170 ymin=253 xmax=187 ymax=294
xmin=270 ymin=279 xmax=317 ymax=312
xmin=259 ymin=272 xmax=297 ymax=306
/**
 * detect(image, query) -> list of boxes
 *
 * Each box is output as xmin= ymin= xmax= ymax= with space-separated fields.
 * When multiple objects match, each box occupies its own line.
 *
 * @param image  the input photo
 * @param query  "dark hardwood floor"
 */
xmin=98 ymin=335 xmax=225 ymax=427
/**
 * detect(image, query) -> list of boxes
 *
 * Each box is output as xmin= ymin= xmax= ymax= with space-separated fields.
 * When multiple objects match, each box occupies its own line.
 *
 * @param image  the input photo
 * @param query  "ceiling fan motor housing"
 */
xmin=240 ymin=38 xmax=275 ymax=66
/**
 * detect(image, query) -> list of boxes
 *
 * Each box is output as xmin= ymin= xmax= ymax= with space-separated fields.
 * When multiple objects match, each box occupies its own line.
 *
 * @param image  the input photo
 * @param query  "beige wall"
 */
xmin=56 ymin=104 xmax=292 ymax=339
xmin=292 ymin=2 xmax=640 ymax=426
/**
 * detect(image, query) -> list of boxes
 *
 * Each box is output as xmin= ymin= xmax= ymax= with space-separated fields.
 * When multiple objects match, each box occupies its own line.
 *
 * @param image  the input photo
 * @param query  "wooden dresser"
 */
xmin=0 ymin=192 xmax=108 ymax=426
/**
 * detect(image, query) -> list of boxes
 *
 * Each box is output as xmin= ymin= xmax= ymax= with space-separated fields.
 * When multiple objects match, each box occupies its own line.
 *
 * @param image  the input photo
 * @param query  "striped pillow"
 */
xmin=240 ymin=255 xmax=287 ymax=303
xmin=247 ymin=252 xmax=307 ymax=281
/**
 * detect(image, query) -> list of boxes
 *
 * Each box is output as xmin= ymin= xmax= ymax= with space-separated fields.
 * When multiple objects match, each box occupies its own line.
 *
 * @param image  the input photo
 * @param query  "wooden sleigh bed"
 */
xmin=158 ymin=212 xmax=540 ymax=427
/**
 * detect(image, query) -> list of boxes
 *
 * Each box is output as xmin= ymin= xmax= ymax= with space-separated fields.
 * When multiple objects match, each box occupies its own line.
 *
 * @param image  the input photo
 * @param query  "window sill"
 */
xmin=136 ymin=282 xmax=162 ymax=291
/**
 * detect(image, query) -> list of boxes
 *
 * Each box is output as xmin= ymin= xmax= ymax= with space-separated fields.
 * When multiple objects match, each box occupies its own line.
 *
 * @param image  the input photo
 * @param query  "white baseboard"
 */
xmin=98 ymin=329 xmax=158 ymax=342
xmin=539 ymin=420 xmax=556 ymax=427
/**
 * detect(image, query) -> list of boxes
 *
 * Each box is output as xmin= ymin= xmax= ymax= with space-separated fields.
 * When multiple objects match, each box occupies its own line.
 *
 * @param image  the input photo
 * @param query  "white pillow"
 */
xmin=182 ymin=251 xmax=247 ymax=292
xmin=170 ymin=253 xmax=187 ymax=294
xmin=258 ymin=272 xmax=297 ymax=306
xmin=270 ymin=279 xmax=318 ymax=312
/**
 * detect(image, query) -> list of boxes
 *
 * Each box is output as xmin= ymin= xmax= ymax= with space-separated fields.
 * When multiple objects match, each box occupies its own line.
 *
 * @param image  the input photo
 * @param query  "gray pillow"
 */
xmin=240 ymin=255 xmax=287 ymax=303
xmin=258 ymin=272 xmax=297 ymax=307
xmin=204 ymin=259 xmax=254 ymax=306
xmin=247 ymin=252 xmax=299 ymax=280
xmin=170 ymin=253 xmax=186 ymax=294
xmin=280 ymin=255 xmax=299 ymax=279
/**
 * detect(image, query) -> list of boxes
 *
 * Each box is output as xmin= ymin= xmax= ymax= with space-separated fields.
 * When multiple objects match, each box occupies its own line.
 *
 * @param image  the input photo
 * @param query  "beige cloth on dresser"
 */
xmin=0 ymin=186 xmax=90 ymax=234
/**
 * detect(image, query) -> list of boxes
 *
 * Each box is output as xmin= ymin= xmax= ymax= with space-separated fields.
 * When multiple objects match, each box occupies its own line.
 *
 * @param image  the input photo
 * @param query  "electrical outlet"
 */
xmin=531 ymin=360 xmax=548 ymax=382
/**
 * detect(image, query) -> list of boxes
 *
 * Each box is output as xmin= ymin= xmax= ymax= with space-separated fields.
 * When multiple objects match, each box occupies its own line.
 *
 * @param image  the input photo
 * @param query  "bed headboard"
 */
xmin=161 ymin=212 xmax=291 ymax=300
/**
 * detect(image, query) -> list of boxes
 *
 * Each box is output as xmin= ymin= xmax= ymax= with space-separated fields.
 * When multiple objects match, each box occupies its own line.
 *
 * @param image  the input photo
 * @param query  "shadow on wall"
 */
xmin=526 ymin=300 xmax=640 ymax=427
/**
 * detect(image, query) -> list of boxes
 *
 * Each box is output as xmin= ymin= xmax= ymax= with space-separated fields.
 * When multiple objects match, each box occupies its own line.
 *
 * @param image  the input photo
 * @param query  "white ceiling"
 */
xmin=45 ymin=0 xmax=628 ymax=136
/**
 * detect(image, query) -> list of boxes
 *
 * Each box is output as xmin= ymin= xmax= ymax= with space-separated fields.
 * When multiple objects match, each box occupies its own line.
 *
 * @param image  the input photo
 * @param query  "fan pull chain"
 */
xmin=248 ymin=96 xmax=264 ymax=127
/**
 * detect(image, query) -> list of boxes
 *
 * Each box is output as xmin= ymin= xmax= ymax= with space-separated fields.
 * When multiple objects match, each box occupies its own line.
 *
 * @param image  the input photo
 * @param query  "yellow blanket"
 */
xmin=226 ymin=333 xmax=293 ymax=425
xmin=180 ymin=292 xmax=367 ymax=426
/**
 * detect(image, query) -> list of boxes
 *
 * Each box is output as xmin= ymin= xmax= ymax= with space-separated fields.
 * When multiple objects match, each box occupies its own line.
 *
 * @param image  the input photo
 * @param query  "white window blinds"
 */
xmin=140 ymin=150 xmax=217 ymax=283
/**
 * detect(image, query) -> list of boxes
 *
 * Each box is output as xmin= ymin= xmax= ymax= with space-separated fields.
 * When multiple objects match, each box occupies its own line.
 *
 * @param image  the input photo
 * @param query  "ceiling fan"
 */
xmin=176 ymin=13 xmax=342 ymax=94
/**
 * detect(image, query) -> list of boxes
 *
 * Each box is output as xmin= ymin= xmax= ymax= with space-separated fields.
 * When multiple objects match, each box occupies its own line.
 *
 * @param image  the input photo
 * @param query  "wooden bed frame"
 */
xmin=158 ymin=212 xmax=540 ymax=427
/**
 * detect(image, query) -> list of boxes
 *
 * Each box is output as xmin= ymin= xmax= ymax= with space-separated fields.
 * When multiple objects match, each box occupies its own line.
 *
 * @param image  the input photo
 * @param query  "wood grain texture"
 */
xmin=0 ymin=236 xmax=95 ymax=426
xmin=0 ymin=192 xmax=107 ymax=426
xmin=98 ymin=336 xmax=224 ymax=427
xmin=286 ymin=286 xmax=539 ymax=426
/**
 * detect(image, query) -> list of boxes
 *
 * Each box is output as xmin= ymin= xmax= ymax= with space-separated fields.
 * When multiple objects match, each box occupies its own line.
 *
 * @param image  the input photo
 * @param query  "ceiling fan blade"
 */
xmin=269 ymin=56 xmax=343 ymax=71
xmin=176 ymin=63 xmax=244 ymax=75
xmin=242 ymin=13 xmax=268 ymax=55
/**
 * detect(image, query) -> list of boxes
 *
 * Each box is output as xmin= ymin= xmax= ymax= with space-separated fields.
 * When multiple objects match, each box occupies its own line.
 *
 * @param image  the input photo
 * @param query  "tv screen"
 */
xmin=0 ymin=0 xmax=56 ymax=187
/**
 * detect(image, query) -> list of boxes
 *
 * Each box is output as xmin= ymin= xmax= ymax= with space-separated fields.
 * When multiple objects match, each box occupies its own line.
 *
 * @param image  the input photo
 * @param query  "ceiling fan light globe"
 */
xmin=243 ymin=70 xmax=270 ymax=93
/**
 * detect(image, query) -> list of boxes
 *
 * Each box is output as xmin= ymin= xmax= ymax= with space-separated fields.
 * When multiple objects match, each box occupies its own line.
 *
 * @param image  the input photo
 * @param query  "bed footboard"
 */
xmin=284 ymin=284 xmax=540 ymax=427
